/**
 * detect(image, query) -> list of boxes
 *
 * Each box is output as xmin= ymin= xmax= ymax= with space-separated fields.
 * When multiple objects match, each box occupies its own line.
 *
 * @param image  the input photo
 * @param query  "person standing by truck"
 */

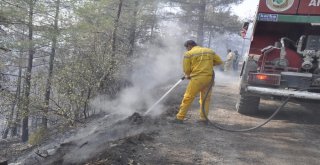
xmin=224 ymin=49 xmax=234 ymax=72
xmin=233 ymin=50 xmax=240 ymax=72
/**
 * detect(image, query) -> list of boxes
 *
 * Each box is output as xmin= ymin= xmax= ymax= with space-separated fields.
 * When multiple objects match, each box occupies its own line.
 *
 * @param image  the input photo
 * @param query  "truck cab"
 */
xmin=237 ymin=0 xmax=320 ymax=114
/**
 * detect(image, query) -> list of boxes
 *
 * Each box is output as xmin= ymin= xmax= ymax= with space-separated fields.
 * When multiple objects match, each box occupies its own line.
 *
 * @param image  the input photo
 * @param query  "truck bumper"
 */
xmin=246 ymin=86 xmax=320 ymax=100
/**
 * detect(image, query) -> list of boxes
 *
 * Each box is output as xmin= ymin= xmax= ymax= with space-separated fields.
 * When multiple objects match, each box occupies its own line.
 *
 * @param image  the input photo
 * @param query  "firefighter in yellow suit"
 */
xmin=175 ymin=40 xmax=223 ymax=123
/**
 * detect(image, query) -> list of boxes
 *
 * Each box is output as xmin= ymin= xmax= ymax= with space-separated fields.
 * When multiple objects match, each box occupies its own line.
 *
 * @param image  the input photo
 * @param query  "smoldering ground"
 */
xmin=17 ymin=22 xmax=187 ymax=165
xmin=28 ymin=113 xmax=160 ymax=165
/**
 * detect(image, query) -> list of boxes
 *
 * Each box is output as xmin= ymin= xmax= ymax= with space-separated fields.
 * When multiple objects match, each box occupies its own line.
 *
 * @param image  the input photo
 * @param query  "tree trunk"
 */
xmin=21 ymin=0 xmax=35 ymax=143
xmin=197 ymin=0 xmax=206 ymax=46
xmin=2 ymin=127 xmax=9 ymax=139
xmin=128 ymin=0 xmax=139 ymax=57
xmin=1 ymin=57 xmax=22 ymax=138
xmin=208 ymin=28 xmax=214 ymax=48
xmin=150 ymin=9 xmax=158 ymax=41
xmin=11 ymin=53 xmax=23 ymax=137
xmin=42 ymin=0 xmax=60 ymax=129
xmin=111 ymin=0 xmax=123 ymax=58
xmin=83 ymin=88 xmax=92 ymax=119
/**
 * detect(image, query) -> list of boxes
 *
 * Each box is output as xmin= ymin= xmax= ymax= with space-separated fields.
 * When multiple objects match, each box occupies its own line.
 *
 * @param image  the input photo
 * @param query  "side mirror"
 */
xmin=240 ymin=22 xmax=249 ymax=38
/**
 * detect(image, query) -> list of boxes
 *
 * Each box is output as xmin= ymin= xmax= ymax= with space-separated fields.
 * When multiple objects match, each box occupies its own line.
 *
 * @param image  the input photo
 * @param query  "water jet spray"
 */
xmin=144 ymin=76 xmax=185 ymax=115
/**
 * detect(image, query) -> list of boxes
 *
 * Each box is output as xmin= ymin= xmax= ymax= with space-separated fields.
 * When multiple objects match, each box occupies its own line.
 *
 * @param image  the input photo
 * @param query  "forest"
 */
xmin=0 ymin=0 xmax=245 ymax=143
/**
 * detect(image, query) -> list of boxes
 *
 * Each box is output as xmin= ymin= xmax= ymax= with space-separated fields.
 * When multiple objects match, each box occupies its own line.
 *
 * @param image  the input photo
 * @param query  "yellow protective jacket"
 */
xmin=183 ymin=46 xmax=222 ymax=77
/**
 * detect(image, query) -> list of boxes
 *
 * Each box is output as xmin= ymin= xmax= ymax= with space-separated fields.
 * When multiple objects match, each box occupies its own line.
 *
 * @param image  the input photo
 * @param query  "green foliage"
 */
xmin=0 ymin=0 xmax=28 ymax=25
xmin=28 ymin=127 xmax=47 ymax=146
xmin=53 ymin=50 xmax=106 ymax=119
xmin=206 ymin=10 xmax=242 ymax=33
xmin=170 ymin=1 xmax=242 ymax=29
xmin=75 ymin=0 xmax=113 ymax=31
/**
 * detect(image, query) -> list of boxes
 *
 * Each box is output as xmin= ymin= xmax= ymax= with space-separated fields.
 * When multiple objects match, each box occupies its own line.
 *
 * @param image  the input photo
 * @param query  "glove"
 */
xmin=184 ymin=75 xmax=191 ymax=80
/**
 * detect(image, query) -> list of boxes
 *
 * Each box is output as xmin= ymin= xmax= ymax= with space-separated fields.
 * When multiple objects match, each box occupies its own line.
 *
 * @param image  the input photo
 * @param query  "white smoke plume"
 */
xmin=90 ymin=13 xmax=245 ymax=118
xmin=91 ymin=21 xmax=185 ymax=117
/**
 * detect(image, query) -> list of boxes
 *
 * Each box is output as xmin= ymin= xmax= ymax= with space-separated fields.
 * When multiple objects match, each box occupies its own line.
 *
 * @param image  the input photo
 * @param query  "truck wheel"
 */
xmin=236 ymin=94 xmax=260 ymax=115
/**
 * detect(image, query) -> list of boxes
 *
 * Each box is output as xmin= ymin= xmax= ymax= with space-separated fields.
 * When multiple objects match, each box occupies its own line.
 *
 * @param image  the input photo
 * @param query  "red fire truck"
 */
xmin=237 ymin=0 xmax=320 ymax=114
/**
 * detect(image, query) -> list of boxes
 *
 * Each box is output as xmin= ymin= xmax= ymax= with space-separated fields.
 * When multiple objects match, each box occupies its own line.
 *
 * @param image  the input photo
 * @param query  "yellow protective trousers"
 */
xmin=176 ymin=76 xmax=213 ymax=120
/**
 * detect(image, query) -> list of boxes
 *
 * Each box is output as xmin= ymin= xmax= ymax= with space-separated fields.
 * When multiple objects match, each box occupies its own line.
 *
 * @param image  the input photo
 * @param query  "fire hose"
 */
xmin=144 ymin=75 xmax=292 ymax=132
xmin=201 ymin=75 xmax=291 ymax=132
xmin=144 ymin=76 xmax=185 ymax=116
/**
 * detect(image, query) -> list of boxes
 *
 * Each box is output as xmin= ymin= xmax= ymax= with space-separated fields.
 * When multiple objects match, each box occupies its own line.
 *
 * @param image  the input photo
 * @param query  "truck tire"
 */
xmin=236 ymin=93 xmax=260 ymax=115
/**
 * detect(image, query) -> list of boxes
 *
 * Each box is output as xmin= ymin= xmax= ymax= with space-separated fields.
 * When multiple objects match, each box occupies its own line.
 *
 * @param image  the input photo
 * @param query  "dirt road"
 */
xmin=151 ymin=75 xmax=320 ymax=165
xmin=115 ymin=74 xmax=319 ymax=165
xmin=12 ymin=73 xmax=320 ymax=165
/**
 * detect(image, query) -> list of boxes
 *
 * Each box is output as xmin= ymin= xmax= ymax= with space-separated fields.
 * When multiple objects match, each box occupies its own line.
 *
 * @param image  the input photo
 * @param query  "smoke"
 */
xmin=90 ymin=5 xmax=245 ymax=118
xmin=215 ymin=70 xmax=241 ymax=87
xmin=91 ymin=21 xmax=185 ymax=117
